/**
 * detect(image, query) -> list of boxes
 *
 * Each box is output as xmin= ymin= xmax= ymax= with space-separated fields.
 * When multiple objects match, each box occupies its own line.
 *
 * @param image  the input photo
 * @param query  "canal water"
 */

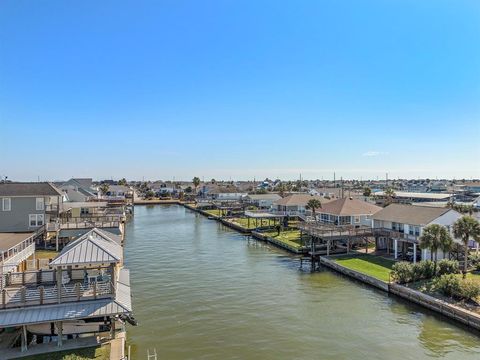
xmin=124 ymin=205 xmax=480 ymax=359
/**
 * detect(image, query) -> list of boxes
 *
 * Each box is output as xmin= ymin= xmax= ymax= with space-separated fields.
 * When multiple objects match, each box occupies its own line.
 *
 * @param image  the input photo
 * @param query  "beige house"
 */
xmin=316 ymin=197 xmax=382 ymax=226
xmin=273 ymin=194 xmax=332 ymax=216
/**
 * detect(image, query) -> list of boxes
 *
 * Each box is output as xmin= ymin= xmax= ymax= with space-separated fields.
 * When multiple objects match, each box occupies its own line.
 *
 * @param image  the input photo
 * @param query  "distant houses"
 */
xmin=273 ymin=194 xmax=332 ymax=216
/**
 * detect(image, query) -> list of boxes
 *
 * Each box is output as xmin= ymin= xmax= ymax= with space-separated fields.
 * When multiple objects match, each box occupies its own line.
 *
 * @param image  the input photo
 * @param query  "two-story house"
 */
xmin=0 ymin=183 xmax=63 ymax=233
xmin=273 ymin=194 xmax=333 ymax=216
xmin=372 ymin=204 xmax=463 ymax=262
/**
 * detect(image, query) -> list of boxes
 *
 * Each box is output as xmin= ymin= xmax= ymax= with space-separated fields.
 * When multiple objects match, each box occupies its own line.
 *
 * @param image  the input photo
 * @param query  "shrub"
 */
xmin=419 ymin=260 xmax=436 ymax=279
xmin=437 ymin=259 xmax=459 ymax=276
xmin=469 ymin=253 xmax=480 ymax=271
xmin=435 ymin=274 xmax=461 ymax=297
xmin=391 ymin=262 xmax=412 ymax=284
xmin=411 ymin=263 xmax=424 ymax=282
xmin=459 ymin=279 xmax=480 ymax=301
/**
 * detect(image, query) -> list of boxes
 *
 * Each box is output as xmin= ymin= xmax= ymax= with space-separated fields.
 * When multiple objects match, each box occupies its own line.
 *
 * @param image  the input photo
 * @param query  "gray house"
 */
xmin=0 ymin=183 xmax=63 ymax=232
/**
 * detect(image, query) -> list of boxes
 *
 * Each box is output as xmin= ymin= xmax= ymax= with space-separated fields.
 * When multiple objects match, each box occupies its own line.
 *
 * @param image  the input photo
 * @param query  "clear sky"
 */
xmin=1 ymin=0 xmax=479 ymax=182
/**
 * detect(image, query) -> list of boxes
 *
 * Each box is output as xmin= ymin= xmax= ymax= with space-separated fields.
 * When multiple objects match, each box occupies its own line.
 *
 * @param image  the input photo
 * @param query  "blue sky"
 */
xmin=1 ymin=0 xmax=479 ymax=181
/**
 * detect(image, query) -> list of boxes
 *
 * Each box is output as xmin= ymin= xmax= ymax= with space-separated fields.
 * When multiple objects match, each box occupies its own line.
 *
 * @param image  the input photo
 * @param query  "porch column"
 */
xmin=327 ymin=240 xmax=330 ymax=256
xmin=21 ymin=325 xmax=27 ymax=352
xmin=57 ymin=321 xmax=63 ymax=347
xmin=394 ymin=239 xmax=398 ymax=259
xmin=413 ymin=243 xmax=417 ymax=264
xmin=110 ymin=318 xmax=116 ymax=339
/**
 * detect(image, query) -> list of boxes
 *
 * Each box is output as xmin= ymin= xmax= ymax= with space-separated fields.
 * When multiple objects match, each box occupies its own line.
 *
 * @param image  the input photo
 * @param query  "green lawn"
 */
xmin=333 ymin=254 xmax=395 ymax=282
xmin=18 ymin=346 xmax=109 ymax=360
xmin=261 ymin=229 xmax=306 ymax=249
xmin=230 ymin=217 xmax=273 ymax=229
xmin=204 ymin=209 xmax=223 ymax=217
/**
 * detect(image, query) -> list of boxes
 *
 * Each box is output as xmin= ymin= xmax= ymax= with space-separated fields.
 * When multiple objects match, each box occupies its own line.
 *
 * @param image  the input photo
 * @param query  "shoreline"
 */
xmin=180 ymin=202 xmax=480 ymax=333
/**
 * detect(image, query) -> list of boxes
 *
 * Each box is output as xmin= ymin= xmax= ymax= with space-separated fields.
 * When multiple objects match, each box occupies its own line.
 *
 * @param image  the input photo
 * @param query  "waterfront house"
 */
xmin=59 ymin=178 xmax=96 ymax=203
xmin=0 ymin=182 xmax=63 ymax=233
xmin=373 ymin=191 xmax=453 ymax=206
xmin=0 ymin=228 xmax=133 ymax=355
xmin=98 ymin=185 xmax=133 ymax=201
xmin=273 ymin=194 xmax=333 ymax=216
xmin=244 ymin=194 xmax=281 ymax=209
xmin=372 ymin=204 xmax=462 ymax=261
xmin=314 ymin=197 xmax=382 ymax=226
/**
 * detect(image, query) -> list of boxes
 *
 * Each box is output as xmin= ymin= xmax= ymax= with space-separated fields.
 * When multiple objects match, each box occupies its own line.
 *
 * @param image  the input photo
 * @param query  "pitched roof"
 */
xmin=320 ymin=197 xmax=382 ymax=216
xmin=50 ymin=228 xmax=122 ymax=266
xmin=274 ymin=194 xmax=333 ymax=207
xmin=0 ymin=182 xmax=62 ymax=197
xmin=372 ymin=204 xmax=452 ymax=225
xmin=246 ymin=194 xmax=282 ymax=201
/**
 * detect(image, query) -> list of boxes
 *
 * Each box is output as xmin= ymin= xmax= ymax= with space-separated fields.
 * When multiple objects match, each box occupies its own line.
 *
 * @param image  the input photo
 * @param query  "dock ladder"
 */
xmin=147 ymin=348 xmax=158 ymax=360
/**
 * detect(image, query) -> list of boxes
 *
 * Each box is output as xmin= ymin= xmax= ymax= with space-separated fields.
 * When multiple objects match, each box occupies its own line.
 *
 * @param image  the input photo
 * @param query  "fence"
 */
xmin=0 ymin=280 xmax=114 ymax=309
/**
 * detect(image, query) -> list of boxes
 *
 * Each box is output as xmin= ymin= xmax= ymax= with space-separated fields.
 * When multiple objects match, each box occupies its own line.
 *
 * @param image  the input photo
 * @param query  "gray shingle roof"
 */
xmin=0 ymin=182 xmax=62 ymax=197
xmin=372 ymin=204 xmax=452 ymax=225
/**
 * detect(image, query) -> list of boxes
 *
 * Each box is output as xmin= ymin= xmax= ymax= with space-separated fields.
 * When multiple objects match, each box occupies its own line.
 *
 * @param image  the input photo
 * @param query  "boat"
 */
xmin=27 ymin=318 xmax=110 ymax=335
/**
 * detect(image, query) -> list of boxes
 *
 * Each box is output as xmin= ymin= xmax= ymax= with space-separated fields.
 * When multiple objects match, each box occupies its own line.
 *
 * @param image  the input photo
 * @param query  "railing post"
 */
xmin=75 ymin=282 xmax=81 ymax=300
xmin=39 ymin=286 xmax=44 ymax=305
xmin=93 ymin=281 xmax=97 ymax=299
xmin=20 ymin=286 xmax=26 ymax=303
xmin=2 ymin=289 xmax=6 ymax=308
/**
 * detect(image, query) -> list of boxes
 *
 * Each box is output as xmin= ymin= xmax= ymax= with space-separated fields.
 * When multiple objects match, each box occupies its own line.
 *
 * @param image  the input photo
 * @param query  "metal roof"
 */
xmin=50 ymin=228 xmax=122 ymax=266
xmin=0 ymin=297 xmax=130 ymax=327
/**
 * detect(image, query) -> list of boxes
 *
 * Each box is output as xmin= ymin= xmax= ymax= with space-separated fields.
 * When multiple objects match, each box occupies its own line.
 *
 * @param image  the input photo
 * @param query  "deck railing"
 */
xmin=0 ymin=280 xmax=114 ymax=309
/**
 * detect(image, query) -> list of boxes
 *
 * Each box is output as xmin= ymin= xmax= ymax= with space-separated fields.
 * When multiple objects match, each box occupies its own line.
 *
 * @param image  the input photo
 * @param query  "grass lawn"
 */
xmin=31 ymin=250 xmax=59 ymax=260
xmin=261 ymin=229 xmax=306 ymax=249
xmin=230 ymin=217 xmax=273 ymax=229
xmin=18 ymin=345 xmax=109 ymax=360
xmin=204 ymin=209 xmax=224 ymax=217
xmin=333 ymin=254 xmax=395 ymax=282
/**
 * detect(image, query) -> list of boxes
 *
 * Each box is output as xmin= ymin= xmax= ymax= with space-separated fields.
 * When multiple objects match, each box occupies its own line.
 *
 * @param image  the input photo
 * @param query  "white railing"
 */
xmin=2 ymin=244 xmax=35 ymax=273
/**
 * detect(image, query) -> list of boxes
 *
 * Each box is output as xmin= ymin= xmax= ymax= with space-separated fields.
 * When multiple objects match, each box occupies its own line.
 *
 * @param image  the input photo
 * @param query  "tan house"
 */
xmin=273 ymin=194 xmax=332 ymax=216
xmin=316 ymin=197 xmax=382 ymax=226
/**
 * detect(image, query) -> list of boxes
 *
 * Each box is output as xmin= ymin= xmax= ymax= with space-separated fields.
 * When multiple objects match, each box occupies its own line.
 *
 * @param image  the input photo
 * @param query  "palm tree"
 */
xmin=306 ymin=198 xmax=322 ymax=221
xmin=363 ymin=187 xmax=372 ymax=197
xmin=192 ymin=177 xmax=200 ymax=196
xmin=99 ymin=182 xmax=110 ymax=196
xmin=453 ymin=216 xmax=480 ymax=278
xmin=419 ymin=224 xmax=452 ymax=269
xmin=384 ymin=187 xmax=396 ymax=206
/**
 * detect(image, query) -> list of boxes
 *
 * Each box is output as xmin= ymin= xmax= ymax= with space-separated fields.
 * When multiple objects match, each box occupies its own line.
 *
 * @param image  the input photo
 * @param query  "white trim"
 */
xmin=36 ymin=197 xmax=44 ymax=211
xmin=28 ymin=214 xmax=44 ymax=227
xmin=2 ymin=198 xmax=11 ymax=211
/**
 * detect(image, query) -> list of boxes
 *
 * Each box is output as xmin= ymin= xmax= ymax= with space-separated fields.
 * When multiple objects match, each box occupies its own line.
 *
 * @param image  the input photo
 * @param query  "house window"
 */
xmin=354 ymin=216 xmax=360 ymax=224
xmin=36 ymin=197 xmax=44 ymax=211
xmin=2 ymin=198 xmax=11 ymax=211
xmin=29 ymin=214 xmax=44 ymax=227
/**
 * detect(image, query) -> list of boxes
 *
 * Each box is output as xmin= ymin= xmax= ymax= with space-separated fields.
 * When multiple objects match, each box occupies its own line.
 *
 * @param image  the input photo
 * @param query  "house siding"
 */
xmin=0 ymin=197 xmax=45 ymax=232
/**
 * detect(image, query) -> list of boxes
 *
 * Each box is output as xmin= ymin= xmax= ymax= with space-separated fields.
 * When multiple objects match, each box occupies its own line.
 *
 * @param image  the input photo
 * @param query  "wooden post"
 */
xmin=21 ymin=325 xmax=27 ymax=352
xmin=327 ymin=239 xmax=330 ymax=256
xmin=57 ymin=321 xmax=63 ymax=347
xmin=93 ymin=281 xmax=97 ymax=299
xmin=75 ymin=282 xmax=81 ymax=300
xmin=2 ymin=289 xmax=5 ymax=308
xmin=110 ymin=318 xmax=116 ymax=339
xmin=56 ymin=267 xmax=62 ymax=303
xmin=39 ymin=286 xmax=44 ymax=305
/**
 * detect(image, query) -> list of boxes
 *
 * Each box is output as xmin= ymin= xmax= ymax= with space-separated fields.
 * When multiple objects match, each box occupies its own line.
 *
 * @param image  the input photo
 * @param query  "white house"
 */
xmin=244 ymin=194 xmax=281 ymax=208
xmin=372 ymin=204 xmax=463 ymax=261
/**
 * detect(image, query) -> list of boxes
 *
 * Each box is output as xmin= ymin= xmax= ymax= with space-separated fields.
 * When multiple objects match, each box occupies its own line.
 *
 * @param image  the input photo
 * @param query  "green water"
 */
xmin=124 ymin=205 xmax=480 ymax=359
